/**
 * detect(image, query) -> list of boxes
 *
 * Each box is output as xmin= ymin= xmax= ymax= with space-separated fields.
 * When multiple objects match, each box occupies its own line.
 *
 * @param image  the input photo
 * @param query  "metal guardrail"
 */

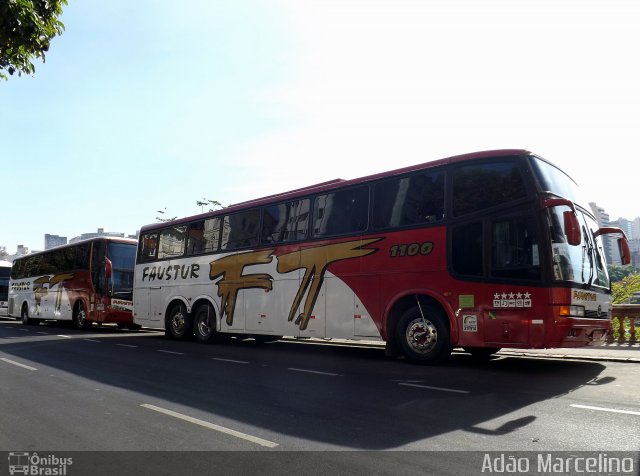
xmin=610 ymin=304 xmax=640 ymax=344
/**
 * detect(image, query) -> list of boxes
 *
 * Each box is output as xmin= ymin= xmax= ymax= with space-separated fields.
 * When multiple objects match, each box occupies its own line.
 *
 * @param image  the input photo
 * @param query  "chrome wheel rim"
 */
xmin=170 ymin=309 xmax=185 ymax=336
xmin=405 ymin=317 xmax=437 ymax=354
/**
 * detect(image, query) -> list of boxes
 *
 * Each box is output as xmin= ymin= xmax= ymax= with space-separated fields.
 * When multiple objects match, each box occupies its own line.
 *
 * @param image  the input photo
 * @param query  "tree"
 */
xmin=0 ymin=0 xmax=68 ymax=80
xmin=612 ymin=272 xmax=640 ymax=304
xmin=196 ymin=198 xmax=224 ymax=213
xmin=155 ymin=208 xmax=177 ymax=223
xmin=607 ymin=264 xmax=637 ymax=283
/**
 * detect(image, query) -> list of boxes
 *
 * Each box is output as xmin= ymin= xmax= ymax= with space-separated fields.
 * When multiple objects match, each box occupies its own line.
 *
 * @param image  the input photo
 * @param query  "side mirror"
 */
xmin=563 ymin=211 xmax=581 ymax=246
xmin=618 ymin=238 xmax=631 ymax=265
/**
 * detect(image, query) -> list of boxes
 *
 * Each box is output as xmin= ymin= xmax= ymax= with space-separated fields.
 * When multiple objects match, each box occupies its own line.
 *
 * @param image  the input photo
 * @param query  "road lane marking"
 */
xmin=213 ymin=358 xmax=249 ymax=364
xmin=36 ymin=332 xmax=49 ymax=335
xmin=116 ymin=344 xmax=138 ymax=348
xmin=0 ymin=358 xmax=37 ymax=371
xmin=570 ymin=404 xmax=640 ymax=416
xmin=398 ymin=382 xmax=470 ymax=394
xmin=140 ymin=404 xmax=278 ymax=448
xmin=84 ymin=339 xmax=101 ymax=343
xmin=18 ymin=329 xmax=29 ymax=332
xmin=157 ymin=350 xmax=184 ymax=355
xmin=288 ymin=367 xmax=341 ymax=377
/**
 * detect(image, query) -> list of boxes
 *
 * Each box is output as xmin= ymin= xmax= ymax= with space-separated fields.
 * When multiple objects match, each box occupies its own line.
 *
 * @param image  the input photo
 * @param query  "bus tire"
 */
xmin=73 ymin=301 xmax=92 ymax=330
xmin=166 ymin=302 xmax=193 ymax=340
xmin=21 ymin=304 xmax=37 ymax=325
xmin=396 ymin=302 xmax=451 ymax=363
xmin=194 ymin=303 xmax=217 ymax=344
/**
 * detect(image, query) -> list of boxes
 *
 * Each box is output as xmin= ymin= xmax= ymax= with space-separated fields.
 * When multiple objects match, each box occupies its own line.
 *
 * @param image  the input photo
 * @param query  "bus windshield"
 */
xmin=548 ymin=207 xmax=610 ymax=289
xmin=109 ymin=242 xmax=135 ymax=301
xmin=531 ymin=155 xmax=590 ymax=209
xmin=534 ymin=156 xmax=612 ymax=290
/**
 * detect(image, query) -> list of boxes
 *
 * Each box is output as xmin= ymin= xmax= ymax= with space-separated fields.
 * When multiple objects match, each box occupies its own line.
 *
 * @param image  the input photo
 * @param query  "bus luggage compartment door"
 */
xmin=483 ymin=309 xmax=529 ymax=346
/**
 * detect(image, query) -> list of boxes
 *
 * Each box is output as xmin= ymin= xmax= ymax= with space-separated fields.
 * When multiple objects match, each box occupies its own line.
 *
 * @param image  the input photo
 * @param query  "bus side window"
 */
xmin=313 ymin=186 xmax=368 ymax=237
xmin=373 ymin=171 xmax=444 ymax=229
xmin=187 ymin=221 xmax=206 ymax=255
xmin=221 ymin=209 xmax=260 ymax=250
xmin=452 ymin=161 xmax=527 ymax=217
xmin=451 ymin=221 xmax=484 ymax=277
xmin=158 ymin=226 xmax=187 ymax=259
xmin=261 ymin=199 xmax=310 ymax=244
xmin=490 ymin=215 xmax=541 ymax=281
xmin=140 ymin=233 xmax=158 ymax=262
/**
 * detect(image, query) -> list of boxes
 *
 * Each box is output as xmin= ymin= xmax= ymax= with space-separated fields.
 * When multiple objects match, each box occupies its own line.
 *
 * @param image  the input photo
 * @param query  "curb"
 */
xmin=494 ymin=349 xmax=640 ymax=364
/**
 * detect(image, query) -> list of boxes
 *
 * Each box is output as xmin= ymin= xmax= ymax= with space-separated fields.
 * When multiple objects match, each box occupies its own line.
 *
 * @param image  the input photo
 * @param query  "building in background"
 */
xmin=44 ymin=234 xmax=68 ymax=250
xmin=590 ymin=203 xmax=640 ymax=269
xmin=69 ymin=228 xmax=137 ymax=244
xmin=590 ymin=202 xmax=617 ymax=265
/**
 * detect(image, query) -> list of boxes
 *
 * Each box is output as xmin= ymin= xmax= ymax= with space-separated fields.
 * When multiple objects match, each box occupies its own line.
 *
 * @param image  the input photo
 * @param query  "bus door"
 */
xmin=482 ymin=212 xmax=543 ymax=346
xmin=91 ymin=241 xmax=108 ymax=320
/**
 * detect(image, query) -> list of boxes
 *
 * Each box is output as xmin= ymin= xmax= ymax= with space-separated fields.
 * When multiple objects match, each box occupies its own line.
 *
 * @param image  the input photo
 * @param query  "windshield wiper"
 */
xmin=580 ymin=225 xmax=595 ymax=287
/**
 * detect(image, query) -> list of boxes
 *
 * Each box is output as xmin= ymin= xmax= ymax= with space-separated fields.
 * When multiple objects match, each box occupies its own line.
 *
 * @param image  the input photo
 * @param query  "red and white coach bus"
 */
xmin=9 ymin=237 xmax=138 ymax=330
xmin=133 ymin=149 xmax=629 ymax=363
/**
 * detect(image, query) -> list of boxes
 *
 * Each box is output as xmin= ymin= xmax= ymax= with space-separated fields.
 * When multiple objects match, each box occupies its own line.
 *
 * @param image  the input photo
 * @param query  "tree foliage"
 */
xmin=607 ymin=264 xmax=637 ymax=283
xmin=0 ymin=0 xmax=68 ymax=80
xmin=196 ymin=198 xmax=224 ymax=213
xmin=611 ymin=273 xmax=640 ymax=304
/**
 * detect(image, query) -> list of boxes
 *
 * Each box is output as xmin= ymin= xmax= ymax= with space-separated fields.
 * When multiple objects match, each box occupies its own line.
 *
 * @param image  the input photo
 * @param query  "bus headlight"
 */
xmin=559 ymin=305 xmax=585 ymax=318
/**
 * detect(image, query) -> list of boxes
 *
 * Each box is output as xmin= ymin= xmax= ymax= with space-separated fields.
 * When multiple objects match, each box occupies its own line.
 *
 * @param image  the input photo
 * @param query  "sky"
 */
xmin=1 ymin=0 xmax=640 ymax=253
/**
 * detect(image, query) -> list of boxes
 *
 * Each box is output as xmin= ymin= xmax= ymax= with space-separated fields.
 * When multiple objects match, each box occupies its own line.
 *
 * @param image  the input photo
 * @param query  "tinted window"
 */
xmin=221 ymin=209 xmax=260 ymax=250
xmin=451 ymin=221 xmax=483 ymax=276
xmin=313 ymin=186 xmax=369 ymax=237
xmin=139 ymin=233 xmax=159 ymax=262
xmin=373 ymin=171 xmax=444 ymax=229
xmin=187 ymin=218 xmax=221 ymax=255
xmin=108 ymin=242 xmax=136 ymax=271
xmin=262 ymin=199 xmax=310 ymax=244
xmin=24 ymin=255 xmax=42 ymax=277
xmin=452 ymin=161 xmax=527 ymax=216
xmin=491 ymin=215 xmax=541 ymax=280
xmin=158 ymin=226 xmax=187 ymax=259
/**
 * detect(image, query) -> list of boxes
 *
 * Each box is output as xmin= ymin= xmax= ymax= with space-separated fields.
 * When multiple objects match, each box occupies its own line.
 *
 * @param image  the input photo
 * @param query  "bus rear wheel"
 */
xmin=21 ymin=304 xmax=37 ymax=325
xmin=73 ymin=301 xmax=92 ymax=330
xmin=194 ymin=303 xmax=217 ymax=344
xmin=166 ymin=302 xmax=192 ymax=340
xmin=396 ymin=303 xmax=451 ymax=364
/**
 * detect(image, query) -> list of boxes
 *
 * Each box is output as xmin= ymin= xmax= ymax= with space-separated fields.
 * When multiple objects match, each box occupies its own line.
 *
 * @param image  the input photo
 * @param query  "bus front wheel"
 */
xmin=166 ymin=303 xmax=193 ymax=340
xmin=194 ymin=303 xmax=217 ymax=344
xmin=396 ymin=303 xmax=451 ymax=363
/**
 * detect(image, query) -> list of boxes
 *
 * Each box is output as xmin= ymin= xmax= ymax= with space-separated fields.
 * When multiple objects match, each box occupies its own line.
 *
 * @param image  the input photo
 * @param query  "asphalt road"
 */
xmin=1 ymin=319 xmax=639 ymax=475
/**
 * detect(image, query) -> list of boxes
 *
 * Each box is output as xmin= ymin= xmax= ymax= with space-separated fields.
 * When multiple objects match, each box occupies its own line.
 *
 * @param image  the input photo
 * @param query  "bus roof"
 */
xmin=140 ymin=148 xmax=531 ymax=233
xmin=11 ymin=236 xmax=138 ymax=261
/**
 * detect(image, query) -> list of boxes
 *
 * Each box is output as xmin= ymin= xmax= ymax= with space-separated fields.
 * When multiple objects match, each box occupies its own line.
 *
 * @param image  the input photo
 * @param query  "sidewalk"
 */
xmin=496 ymin=344 xmax=640 ymax=363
